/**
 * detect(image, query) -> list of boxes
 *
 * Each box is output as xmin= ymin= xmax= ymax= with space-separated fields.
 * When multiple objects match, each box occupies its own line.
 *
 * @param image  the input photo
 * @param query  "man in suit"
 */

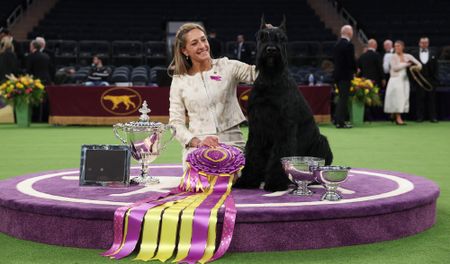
xmin=357 ymin=39 xmax=385 ymax=87
xmin=333 ymin=25 xmax=356 ymax=128
xmin=412 ymin=37 xmax=438 ymax=122
xmin=35 ymin=37 xmax=55 ymax=82
xmin=234 ymin=34 xmax=252 ymax=64
xmin=27 ymin=40 xmax=52 ymax=84
xmin=27 ymin=40 xmax=52 ymax=122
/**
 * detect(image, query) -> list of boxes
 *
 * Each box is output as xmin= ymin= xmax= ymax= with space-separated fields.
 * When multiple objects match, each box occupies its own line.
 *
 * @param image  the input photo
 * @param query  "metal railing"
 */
xmin=5 ymin=0 xmax=34 ymax=29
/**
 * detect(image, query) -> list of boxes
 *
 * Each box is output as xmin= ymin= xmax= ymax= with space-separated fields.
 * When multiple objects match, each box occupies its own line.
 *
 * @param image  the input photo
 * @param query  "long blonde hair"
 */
xmin=0 ymin=36 xmax=14 ymax=53
xmin=169 ymin=23 xmax=208 ymax=76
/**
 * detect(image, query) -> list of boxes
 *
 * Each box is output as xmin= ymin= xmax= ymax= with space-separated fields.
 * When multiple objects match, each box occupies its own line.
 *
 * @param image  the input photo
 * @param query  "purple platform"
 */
xmin=0 ymin=165 xmax=440 ymax=252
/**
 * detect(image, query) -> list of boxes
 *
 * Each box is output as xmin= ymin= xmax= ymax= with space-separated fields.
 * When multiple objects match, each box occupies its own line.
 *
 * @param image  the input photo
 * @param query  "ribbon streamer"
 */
xmin=103 ymin=144 xmax=243 ymax=263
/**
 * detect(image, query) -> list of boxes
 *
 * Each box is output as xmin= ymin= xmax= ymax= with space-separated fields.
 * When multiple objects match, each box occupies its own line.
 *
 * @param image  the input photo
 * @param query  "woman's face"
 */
xmin=181 ymin=28 xmax=210 ymax=64
xmin=394 ymin=42 xmax=404 ymax=54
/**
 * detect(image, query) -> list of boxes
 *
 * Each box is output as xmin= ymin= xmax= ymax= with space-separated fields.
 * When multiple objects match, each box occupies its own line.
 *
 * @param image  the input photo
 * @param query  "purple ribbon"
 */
xmin=181 ymin=176 xmax=230 ymax=263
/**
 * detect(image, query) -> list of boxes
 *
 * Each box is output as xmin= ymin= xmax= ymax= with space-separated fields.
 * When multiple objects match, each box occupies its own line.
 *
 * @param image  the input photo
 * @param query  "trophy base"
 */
xmin=290 ymin=180 xmax=314 ymax=196
xmin=131 ymin=176 xmax=160 ymax=186
xmin=321 ymin=191 xmax=342 ymax=201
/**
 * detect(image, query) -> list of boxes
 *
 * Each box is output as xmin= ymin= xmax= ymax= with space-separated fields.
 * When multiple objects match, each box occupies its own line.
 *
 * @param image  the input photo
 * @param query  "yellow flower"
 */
xmin=350 ymin=87 xmax=355 ymax=92
xmin=36 ymin=83 xmax=44 ymax=90
xmin=20 ymin=77 xmax=27 ymax=83
xmin=364 ymin=89 xmax=369 ymax=94
xmin=335 ymin=88 xmax=339 ymax=94
xmin=16 ymin=83 xmax=24 ymax=89
xmin=7 ymin=85 xmax=14 ymax=93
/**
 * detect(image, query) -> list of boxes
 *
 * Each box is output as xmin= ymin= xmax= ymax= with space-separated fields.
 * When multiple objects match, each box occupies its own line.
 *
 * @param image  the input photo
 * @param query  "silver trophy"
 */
xmin=313 ymin=166 xmax=350 ymax=201
xmin=113 ymin=101 xmax=176 ymax=185
xmin=281 ymin=156 xmax=325 ymax=196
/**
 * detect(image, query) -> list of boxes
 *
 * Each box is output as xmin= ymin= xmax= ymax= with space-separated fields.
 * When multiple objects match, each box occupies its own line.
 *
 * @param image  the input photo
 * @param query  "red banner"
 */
xmin=46 ymin=85 xmax=331 ymax=125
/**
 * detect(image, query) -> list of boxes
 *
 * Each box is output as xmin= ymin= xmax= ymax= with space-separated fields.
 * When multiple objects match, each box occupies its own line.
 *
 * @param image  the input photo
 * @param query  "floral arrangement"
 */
xmin=335 ymin=77 xmax=382 ymax=106
xmin=0 ymin=74 xmax=45 ymax=106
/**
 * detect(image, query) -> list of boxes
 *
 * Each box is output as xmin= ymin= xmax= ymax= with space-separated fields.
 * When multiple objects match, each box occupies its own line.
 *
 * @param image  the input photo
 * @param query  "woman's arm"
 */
xmin=406 ymin=54 xmax=422 ymax=70
xmin=168 ymin=76 xmax=195 ymax=147
xmin=229 ymin=58 xmax=257 ymax=84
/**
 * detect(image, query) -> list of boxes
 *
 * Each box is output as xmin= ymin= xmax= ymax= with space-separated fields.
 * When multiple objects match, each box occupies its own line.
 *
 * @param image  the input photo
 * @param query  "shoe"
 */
xmin=430 ymin=119 xmax=438 ymax=123
xmin=395 ymin=120 xmax=407 ymax=126
xmin=336 ymin=123 xmax=353 ymax=129
xmin=416 ymin=118 xmax=424 ymax=123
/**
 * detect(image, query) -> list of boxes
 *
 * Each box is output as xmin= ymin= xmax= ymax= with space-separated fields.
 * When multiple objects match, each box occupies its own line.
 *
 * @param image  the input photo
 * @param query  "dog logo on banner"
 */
xmin=101 ymin=87 xmax=142 ymax=115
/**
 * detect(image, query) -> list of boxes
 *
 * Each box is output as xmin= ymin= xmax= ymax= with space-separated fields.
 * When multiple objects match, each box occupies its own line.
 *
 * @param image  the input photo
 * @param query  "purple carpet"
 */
xmin=0 ymin=165 xmax=440 ymax=252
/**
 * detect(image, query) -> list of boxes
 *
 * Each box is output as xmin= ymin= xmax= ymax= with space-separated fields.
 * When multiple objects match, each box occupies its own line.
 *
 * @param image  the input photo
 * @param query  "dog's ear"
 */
xmin=260 ymin=14 xmax=266 ymax=29
xmin=279 ymin=15 xmax=287 ymax=33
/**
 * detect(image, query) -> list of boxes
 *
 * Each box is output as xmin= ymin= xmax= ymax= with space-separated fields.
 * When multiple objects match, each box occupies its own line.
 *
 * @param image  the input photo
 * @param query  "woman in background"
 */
xmin=0 ymin=36 xmax=20 ymax=82
xmin=384 ymin=40 xmax=421 ymax=125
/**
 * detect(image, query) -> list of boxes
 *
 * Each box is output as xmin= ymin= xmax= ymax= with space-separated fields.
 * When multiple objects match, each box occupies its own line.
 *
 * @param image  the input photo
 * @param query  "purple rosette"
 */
xmin=186 ymin=144 xmax=245 ymax=176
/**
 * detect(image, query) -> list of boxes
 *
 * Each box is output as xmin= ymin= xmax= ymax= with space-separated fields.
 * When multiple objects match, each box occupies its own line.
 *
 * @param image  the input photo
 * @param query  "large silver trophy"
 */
xmin=281 ymin=156 xmax=325 ymax=196
xmin=113 ymin=101 xmax=176 ymax=185
xmin=313 ymin=166 xmax=350 ymax=201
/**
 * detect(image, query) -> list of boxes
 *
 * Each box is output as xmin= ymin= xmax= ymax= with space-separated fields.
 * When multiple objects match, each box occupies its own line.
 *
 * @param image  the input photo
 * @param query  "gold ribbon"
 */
xmin=198 ymin=175 xmax=234 ymax=264
xmin=409 ymin=66 xmax=433 ymax=92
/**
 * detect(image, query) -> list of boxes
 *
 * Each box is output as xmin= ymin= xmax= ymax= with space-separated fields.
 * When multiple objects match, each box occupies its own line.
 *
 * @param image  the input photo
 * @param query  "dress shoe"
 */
xmin=430 ymin=119 xmax=438 ymax=123
xmin=336 ymin=123 xmax=353 ymax=129
xmin=395 ymin=120 xmax=407 ymax=126
xmin=416 ymin=118 xmax=424 ymax=123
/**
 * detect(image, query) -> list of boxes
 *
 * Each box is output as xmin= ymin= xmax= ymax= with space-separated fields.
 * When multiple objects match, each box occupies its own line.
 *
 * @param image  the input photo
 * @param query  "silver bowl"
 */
xmin=281 ymin=156 xmax=325 ymax=196
xmin=313 ymin=166 xmax=350 ymax=201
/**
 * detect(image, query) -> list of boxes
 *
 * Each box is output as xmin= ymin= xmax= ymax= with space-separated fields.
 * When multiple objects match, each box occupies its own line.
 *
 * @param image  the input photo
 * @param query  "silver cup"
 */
xmin=281 ymin=156 xmax=325 ymax=196
xmin=313 ymin=166 xmax=350 ymax=201
xmin=113 ymin=101 xmax=176 ymax=185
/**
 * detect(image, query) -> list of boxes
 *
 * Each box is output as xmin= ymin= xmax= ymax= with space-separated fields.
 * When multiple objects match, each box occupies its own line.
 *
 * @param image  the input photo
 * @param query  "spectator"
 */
xmin=412 ymin=37 xmax=439 ymax=123
xmin=0 ymin=28 xmax=24 ymax=68
xmin=35 ymin=37 xmax=55 ymax=82
xmin=207 ymin=29 xmax=222 ymax=58
xmin=382 ymin=39 xmax=394 ymax=81
xmin=0 ymin=36 xmax=20 ymax=82
xmin=85 ymin=55 xmax=111 ymax=86
xmin=357 ymin=39 xmax=385 ymax=87
xmin=27 ymin=40 xmax=52 ymax=84
xmin=384 ymin=40 xmax=421 ymax=125
xmin=233 ymin=34 xmax=252 ymax=64
xmin=333 ymin=25 xmax=356 ymax=129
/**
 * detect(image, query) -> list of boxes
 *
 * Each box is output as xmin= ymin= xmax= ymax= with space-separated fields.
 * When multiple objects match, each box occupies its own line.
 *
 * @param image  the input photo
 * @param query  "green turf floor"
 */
xmin=0 ymin=122 xmax=449 ymax=264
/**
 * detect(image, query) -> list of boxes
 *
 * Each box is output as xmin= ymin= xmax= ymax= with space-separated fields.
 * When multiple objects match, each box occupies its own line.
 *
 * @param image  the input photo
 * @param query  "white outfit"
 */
xmin=169 ymin=57 xmax=257 ymax=167
xmin=383 ymin=49 xmax=394 ymax=74
xmin=384 ymin=53 xmax=422 ymax=113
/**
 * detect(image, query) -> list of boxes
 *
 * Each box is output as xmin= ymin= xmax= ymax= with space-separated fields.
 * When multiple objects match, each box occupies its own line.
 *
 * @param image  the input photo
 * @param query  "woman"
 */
xmin=0 ymin=36 xmax=20 ymax=82
xmin=168 ymin=23 xmax=256 ymax=167
xmin=384 ymin=40 xmax=421 ymax=125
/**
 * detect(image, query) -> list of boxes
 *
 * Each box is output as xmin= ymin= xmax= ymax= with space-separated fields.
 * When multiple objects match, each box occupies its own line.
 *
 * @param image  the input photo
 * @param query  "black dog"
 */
xmin=234 ymin=17 xmax=333 ymax=192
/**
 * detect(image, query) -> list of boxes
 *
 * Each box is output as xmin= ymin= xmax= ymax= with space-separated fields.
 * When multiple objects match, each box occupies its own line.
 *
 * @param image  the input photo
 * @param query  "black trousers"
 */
xmin=416 ymin=86 xmax=436 ymax=120
xmin=335 ymin=80 xmax=351 ymax=125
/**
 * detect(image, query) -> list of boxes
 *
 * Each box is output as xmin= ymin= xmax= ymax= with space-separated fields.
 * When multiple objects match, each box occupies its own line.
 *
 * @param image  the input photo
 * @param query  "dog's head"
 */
xmin=255 ymin=16 xmax=288 ymax=74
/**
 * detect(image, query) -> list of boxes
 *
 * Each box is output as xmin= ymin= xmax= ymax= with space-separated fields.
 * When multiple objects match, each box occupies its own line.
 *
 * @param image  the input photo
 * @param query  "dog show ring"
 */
xmin=0 ymin=165 xmax=439 ymax=252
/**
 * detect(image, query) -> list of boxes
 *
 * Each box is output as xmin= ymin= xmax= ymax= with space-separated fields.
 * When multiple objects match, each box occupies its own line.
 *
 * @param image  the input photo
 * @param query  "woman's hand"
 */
xmin=199 ymin=136 xmax=220 ymax=148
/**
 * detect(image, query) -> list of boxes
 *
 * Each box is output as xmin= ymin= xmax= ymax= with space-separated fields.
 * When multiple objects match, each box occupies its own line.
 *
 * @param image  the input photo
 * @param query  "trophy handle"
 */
xmin=160 ymin=124 xmax=176 ymax=151
xmin=113 ymin=124 xmax=128 ymax=144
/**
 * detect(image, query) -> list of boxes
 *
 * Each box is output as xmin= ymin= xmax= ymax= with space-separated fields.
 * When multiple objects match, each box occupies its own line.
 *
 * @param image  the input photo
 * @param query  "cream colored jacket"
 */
xmin=169 ymin=57 xmax=257 ymax=146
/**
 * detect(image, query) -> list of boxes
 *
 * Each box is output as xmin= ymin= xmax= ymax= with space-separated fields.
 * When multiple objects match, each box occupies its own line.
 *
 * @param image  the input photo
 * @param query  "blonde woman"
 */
xmin=168 ymin=23 xmax=256 ymax=167
xmin=0 ymin=36 xmax=19 ymax=81
xmin=384 ymin=40 xmax=421 ymax=125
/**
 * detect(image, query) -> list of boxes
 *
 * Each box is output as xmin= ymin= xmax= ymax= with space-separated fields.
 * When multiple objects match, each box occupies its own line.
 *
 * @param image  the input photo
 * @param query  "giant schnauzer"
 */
xmin=234 ymin=17 xmax=333 ymax=192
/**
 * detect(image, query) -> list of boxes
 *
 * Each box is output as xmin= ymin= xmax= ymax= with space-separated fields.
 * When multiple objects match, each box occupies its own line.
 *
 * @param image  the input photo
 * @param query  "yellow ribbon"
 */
xmin=198 ymin=175 xmax=234 ymax=264
xmin=173 ymin=177 xmax=218 ymax=262
xmin=135 ymin=201 xmax=176 ymax=261
xmin=152 ymin=194 xmax=202 ymax=262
